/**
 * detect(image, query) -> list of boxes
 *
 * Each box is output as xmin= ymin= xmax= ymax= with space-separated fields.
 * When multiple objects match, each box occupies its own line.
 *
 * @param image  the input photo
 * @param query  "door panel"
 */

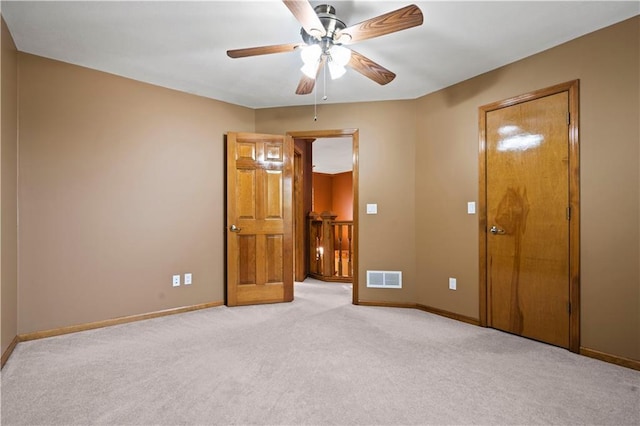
xmin=266 ymin=170 xmax=283 ymax=218
xmin=237 ymin=170 xmax=256 ymax=218
xmin=227 ymin=132 xmax=293 ymax=306
xmin=486 ymin=92 xmax=570 ymax=348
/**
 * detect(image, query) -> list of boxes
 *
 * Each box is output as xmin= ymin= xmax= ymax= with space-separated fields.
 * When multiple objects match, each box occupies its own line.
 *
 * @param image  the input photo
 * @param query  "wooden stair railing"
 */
xmin=308 ymin=211 xmax=353 ymax=282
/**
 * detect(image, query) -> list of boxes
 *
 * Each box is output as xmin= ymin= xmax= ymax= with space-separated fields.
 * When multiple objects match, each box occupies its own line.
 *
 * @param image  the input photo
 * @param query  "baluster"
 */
xmin=308 ymin=212 xmax=322 ymax=276
xmin=347 ymin=223 xmax=353 ymax=277
xmin=336 ymin=224 xmax=343 ymax=276
xmin=321 ymin=211 xmax=337 ymax=279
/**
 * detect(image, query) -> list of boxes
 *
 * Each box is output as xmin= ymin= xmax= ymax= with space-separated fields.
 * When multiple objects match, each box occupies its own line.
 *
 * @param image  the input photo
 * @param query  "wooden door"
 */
xmin=226 ymin=132 xmax=293 ymax=306
xmin=481 ymin=82 xmax=579 ymax=350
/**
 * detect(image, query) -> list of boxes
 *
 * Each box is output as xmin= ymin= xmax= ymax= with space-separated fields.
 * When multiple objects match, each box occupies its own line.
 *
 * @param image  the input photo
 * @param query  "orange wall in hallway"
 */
xmin=312 ymin=173 xmax=332 ymax=214
xmin=332 ymin=172 xmax=353 ymax=221
xmin=312 ymin=172 xmax=352 ymax=220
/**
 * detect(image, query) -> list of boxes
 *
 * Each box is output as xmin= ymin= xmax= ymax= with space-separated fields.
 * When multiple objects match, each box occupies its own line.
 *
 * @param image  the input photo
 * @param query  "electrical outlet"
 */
xmin=184 ymin=273 xmax=192 ymax=285
xmin=172 ymin=275 xmax=181 ymax=287
xmin=449 ymin=277 xmax=457 ymax=290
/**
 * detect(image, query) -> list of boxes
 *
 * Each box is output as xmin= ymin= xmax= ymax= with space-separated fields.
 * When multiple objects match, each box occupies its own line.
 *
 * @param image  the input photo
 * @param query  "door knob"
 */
xmin=229 ymin=224 xmax=242 ymax=233
xmin=490 ymin=225 xmax=506 ymax=235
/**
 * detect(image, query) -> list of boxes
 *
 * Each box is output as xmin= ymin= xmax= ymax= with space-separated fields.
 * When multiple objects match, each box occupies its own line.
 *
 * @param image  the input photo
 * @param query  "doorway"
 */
xmin=289 ymin=129 xmax=359 ymax=305
xmin=478 ymin=81 xmax=580 ymax=352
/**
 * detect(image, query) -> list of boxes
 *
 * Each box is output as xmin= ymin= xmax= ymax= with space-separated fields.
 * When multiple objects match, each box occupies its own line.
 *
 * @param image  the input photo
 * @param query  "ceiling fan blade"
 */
xmin=348 ymin=50 xmax=396 ymax=86
xmin=336 ymin=4 xmax=423 ymax=44
xmin=227 ymin=43 xmax=303 ymax=58
xmin=295 ymin=75 xmax=316 ymax=95
xmin=295 ymin=56 xmax=327 ymax=95
xmin=283 ymin=0 xmax=327 ymax=39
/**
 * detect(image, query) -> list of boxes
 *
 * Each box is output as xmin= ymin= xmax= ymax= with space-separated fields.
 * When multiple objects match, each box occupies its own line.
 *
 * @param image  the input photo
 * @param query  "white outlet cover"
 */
xmin=172 ymin=275 xmax=180 ymax=287
xmin=366 ymin=204 xmax=378 ymax=214
xmin=184 ymin=273 xmax=192 ymax=285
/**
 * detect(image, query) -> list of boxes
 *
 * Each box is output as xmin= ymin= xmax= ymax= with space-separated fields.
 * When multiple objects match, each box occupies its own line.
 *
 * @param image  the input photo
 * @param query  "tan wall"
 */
xmin=414 ymin=16 xmax=639 ymax=359
xmin=256 ymin=101 xmax=417 ymax=303
xmin=1 ymin=16 xmax=18 ymax=356
xmin=17 ymin=54 xmax=255 ymax=333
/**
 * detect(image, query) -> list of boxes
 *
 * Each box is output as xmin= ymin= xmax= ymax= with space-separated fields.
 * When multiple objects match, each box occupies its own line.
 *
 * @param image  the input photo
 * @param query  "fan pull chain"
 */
xmin=313 ymin=76 xmax=317 ymax=121
xmin=313 ymin=56 xmax=328 ymax=121
xmin=322 ymin=59 xmax=328 ymax=101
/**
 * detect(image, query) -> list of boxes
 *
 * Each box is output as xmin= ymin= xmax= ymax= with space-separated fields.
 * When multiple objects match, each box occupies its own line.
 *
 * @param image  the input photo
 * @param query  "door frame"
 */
xmin=293 ymin=146 xmax=306 ymax=282
xmin=478 ymin=80 xmax=580 ymax=352
xmin=288 ymin=129 xmax=359 ymax=305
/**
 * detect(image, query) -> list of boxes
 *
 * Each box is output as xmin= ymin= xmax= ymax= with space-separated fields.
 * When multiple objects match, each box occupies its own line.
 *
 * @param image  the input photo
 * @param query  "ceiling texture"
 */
xmin=2 ymin=1 xmax=638 ymax=109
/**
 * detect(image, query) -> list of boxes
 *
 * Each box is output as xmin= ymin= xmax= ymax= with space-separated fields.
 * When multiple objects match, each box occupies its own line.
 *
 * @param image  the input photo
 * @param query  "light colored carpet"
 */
xmin=1 ymin=279 xmax=639 ymax=425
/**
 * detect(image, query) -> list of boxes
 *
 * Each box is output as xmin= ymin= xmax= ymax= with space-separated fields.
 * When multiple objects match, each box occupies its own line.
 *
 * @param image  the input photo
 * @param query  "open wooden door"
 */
xmin=226 ymin=132 xmax=293 ymax=306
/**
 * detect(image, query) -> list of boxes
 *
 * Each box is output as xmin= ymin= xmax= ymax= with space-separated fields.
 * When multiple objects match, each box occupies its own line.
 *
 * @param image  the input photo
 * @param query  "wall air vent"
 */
xmin=366 ymin=271 xmax=402 ymax=289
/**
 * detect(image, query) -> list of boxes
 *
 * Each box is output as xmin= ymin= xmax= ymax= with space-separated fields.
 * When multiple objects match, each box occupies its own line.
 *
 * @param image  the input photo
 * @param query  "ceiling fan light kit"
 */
xmin=227 ymin=1 xmax=424 ymax=95
xmin=301 ymin=44 xmax=322 ymax=65
xmin=301 ymin=60 xmax=320 ymax=79
xmin=327 ymin=57 xmax=347 ymax=80
xmin=301 ymin=44 xmax=351 ymax=80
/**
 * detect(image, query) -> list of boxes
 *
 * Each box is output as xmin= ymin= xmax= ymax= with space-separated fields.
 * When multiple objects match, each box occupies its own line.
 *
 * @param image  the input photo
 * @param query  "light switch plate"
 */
xmin=184 ymin=273 xmax=192 ymax=285
xmin=366 ymin=204 xmax=378 ymax=214
xmin=449 ymin=277 xmax=457 ymax=290
xmin=467 ymin=202 xmax=476 ymax=214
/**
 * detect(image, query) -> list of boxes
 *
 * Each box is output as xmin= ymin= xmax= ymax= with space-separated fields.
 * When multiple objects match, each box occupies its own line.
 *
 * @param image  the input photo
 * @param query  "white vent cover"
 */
xmin=366 ymin=271 xmax=402 ymax=289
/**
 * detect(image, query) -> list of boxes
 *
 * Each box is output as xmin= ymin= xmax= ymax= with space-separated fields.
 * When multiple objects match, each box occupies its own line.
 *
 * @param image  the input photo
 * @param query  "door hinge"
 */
xmin=567 ymin=302 xmax=572 ymax=314
xmin=566 ymin=207 xmax=571 ymax=220
xmin=567 ymin=112 xmax=570 ymax=125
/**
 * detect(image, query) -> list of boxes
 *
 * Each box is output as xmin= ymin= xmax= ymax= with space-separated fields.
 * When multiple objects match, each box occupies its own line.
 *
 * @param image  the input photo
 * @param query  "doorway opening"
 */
xmin=288 ymin=129 xmax=359 ymax=305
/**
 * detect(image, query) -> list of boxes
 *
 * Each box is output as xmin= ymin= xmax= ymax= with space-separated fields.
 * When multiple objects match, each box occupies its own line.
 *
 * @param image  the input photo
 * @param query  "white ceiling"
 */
xmin=2 ymin=1 xmax=638 ymax=109
xmin=313 ymin=138 xmax=353 ymax=174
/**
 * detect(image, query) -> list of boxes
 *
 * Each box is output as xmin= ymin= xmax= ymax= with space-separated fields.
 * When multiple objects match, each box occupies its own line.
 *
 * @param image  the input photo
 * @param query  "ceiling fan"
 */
xmin=226 ymin=0 xmax=423 ymax=95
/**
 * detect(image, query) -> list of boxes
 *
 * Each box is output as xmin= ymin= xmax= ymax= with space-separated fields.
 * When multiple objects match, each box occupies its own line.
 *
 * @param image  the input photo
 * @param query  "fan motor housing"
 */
xmin=300 ymin=4 xmax=346 ymax=46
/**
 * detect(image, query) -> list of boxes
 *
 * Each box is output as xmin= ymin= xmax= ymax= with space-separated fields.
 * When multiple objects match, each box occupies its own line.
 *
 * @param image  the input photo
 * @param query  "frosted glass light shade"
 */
xmin=301 ymin=62 xmax=319 ymax=78
xmin=329 ymin=45 xmax=351 ymax=66
xmin=301 ymin=44 xmax=322 ymax=65
xmin=328 ymin=60 xmax=346 ymax=80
